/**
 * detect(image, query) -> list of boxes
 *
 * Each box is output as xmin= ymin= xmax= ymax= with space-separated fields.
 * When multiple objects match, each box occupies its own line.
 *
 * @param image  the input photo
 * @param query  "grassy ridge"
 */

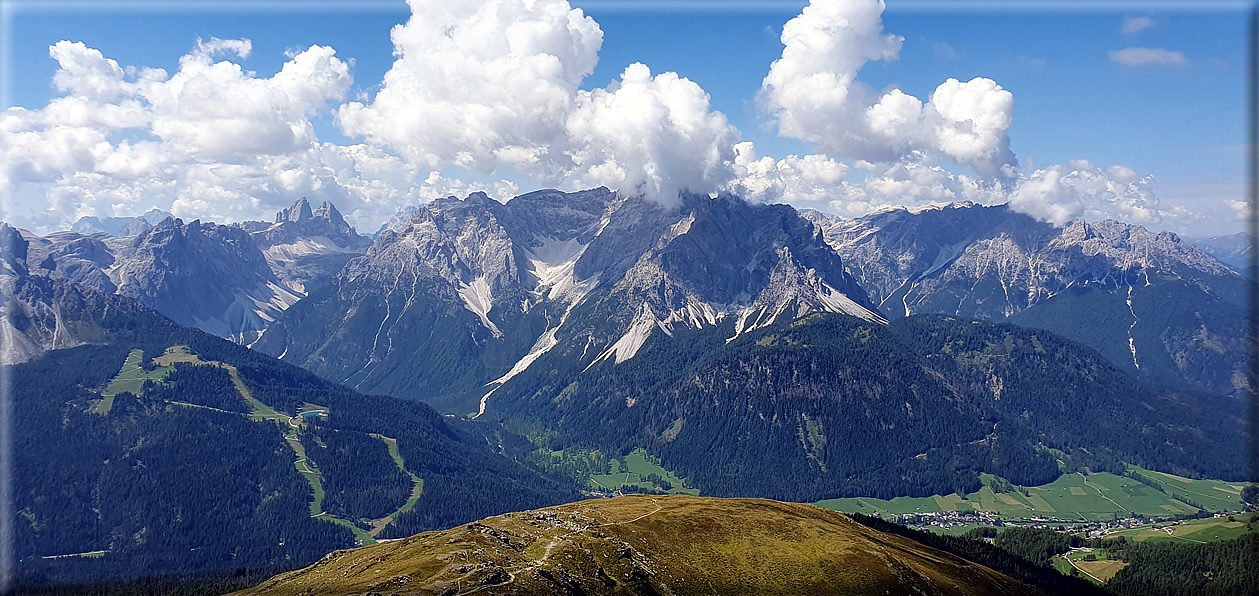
xmin=234 ymin=495 xmax=1030 ymax=596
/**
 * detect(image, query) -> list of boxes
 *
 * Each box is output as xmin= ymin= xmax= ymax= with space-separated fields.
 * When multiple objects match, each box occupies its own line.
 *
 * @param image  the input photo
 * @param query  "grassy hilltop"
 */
xmin=235 ymin=494 xmax=1030 ymax=596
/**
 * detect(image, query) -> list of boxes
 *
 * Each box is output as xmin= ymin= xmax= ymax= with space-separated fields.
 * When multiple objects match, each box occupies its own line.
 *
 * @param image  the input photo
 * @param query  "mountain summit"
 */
xmin=807 ymin=202 xmax=1248 ymax=394
xmin=245 ymin=197 xmax=373 ymax=294
xmin=255 ymin=189 xmax=881 ymax=412
xmin=9 ymin=198 xmax=367 ymax=346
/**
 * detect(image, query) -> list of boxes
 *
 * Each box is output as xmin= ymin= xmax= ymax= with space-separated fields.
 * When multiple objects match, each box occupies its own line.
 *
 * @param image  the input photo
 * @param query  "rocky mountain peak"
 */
xmin=0 ymin=223 xmax=29 ymax=277
xmin=276 ymin=197 xmax=315 ymax=223
xmin=311 ymin=200 xmax=347 ymax=228
xmin=70 ymin=209 xmax=175 ymax=237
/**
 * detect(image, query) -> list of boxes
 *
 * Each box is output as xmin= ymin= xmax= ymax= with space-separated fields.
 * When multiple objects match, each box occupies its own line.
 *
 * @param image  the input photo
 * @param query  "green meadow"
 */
xmin=589 ymin=448 xmax=699 ymax=495
xmin=818 ymin=470 xmax=1246 ymax=521
xmin=1103 ymin=511 xmax=1258 ymax=544
xmin=94 ymin=349 xmax=174 ymax=414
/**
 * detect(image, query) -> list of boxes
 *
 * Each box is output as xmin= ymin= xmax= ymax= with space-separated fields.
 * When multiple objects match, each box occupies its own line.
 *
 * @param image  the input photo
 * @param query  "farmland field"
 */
xmin=1103 ymin=511 xmax=1258 ymax=544
xmin=1129 ymin=467 xmax=1247 ymax=512
xmin=818 ymin=471 xmax=1241 ymax=521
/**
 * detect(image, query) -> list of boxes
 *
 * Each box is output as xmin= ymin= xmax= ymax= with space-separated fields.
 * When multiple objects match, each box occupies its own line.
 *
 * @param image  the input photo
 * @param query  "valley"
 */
xmin=819 ymin=469 xmax=1247 ymax=523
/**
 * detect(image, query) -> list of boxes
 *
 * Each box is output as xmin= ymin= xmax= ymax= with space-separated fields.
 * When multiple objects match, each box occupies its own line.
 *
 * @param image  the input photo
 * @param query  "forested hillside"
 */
xmin=10 ymin=279 xmax=578 ymax=587
xmin=491 ymin=312 xmax=1246 ymax=501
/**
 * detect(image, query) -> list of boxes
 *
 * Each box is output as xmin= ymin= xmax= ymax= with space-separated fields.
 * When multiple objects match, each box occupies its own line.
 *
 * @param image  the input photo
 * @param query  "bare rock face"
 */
xmin=11 ymin=198 xmax=369 ymax=345
xmin=70 ymin=208 xmax=173 ymax=237
xmin=0 ymin=224 xmax=151 ymax=364
xmin=809 ymin=202 xmax=1247 ymax=394
xmin=255 ymin=189 xmax=881 ymax=412
xmin=17 ymin=216 xmax=301 ymax=346
xmin=106 ymin=218 xmax=303 ymax=344
xmin=245 ymin=197 xmax=373 ymax=294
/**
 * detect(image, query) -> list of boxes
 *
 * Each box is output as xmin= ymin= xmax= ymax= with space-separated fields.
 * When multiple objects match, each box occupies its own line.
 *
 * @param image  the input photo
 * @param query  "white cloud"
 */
xmin=819 ymin=157 xmax=1008 ymax=217
xmin=1121 ymin=16 xmax=1156 ymax=35
xmin=794 ymin=155 xmax=1172 ymax=230
xmin=921 ymin=77 xmax=1016 ymax=179
xmin=336 ymin=0 xmax=603 ymax=177
xmin=414 ymin=171 xmax=521 ymax=204
xmin=0 ymin=0 xmax=1220 ymax=238
xmin=1007 ymin=160 xmax=1160 ymax=226
xmin=338 ymin=0 xmax=738 ymax=206
xmin=566 ymin=63 xmax=740 ymax=205
xmin=759 ymin=0 xmax=902 ymax=161
xmin=730 ymin=141 xmax=849 ymax=204
xmin=1225 ymin=199 xmax=1251 ymax=220
xmin=1109 ymin=47 xmax=1189 ymax=67
xmin=145 ymin=39 xmax=352 ymax=161
xmin=0 ymin=39 xmax=417 ymax=233
xmin=760 ymin=0 xmax=1017 ymax=179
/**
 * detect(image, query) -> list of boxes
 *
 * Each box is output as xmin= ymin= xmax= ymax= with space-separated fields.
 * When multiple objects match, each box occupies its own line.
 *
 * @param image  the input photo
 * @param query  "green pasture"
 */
xmin=589 ymin=448 xmax=699 ymax=495
xmin=818 ymin=471 xmax=1238 ymax=521
xmin=94 ymin=349 xmax=174 ymax=414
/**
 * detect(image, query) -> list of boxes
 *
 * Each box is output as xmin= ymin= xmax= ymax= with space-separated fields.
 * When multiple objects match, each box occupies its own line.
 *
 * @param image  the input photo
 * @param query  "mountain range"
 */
xmin=805 ymin=203 xmax=1249 ymax=395
xmin=255 ymin=189 xmax=884 ymax=412
xmin=6 ymin=198 xmax=370 ymax=353
xmin=3 ymin=188 xmax=1251 ymax=592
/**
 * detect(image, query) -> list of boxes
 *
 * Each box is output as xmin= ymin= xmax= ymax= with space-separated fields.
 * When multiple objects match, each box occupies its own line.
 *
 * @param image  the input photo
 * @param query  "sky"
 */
xmin=0 ymin=0 xmax=1252 ymax=237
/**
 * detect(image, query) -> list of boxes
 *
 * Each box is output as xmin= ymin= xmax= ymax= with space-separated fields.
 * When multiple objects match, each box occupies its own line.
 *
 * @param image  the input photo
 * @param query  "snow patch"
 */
xmin=488 ymin=299 xmax=583 ymax=387
xmin=1126 ymin=285 xmax=1141 ymax=370
xmin=667 ymin=212 xmax=695 ymax=239
xmin=660 ymin=298 xmax=718 ymax=333
xmin=727 ymin=307 xmax=758 ymax=343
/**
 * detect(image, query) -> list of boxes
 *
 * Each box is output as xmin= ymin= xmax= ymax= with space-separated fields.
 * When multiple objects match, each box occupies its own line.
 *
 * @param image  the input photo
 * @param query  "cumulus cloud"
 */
xmin=1109 ymin=47 xmax=1189 ymax=67
xmin=0 ymin=0 xmax=1204 ymax=236
xmin=730 ymin=141 xmax=849 ymax=204
xmin=1224 ymin=199 xmax=1251 ymax=220
xmin=815 ymin=156 xmax=1008 ymax=217
xmin=566 ymin=63 xmax=740 ymax=204
xmin=337 ymin=0 xmax=602 ymax=178
xmin=1008 ymin=161 xmax=1160 ymax=226
xmin=1121 ymin=16 xmax=1157 ymax=34
xmin=796 ymin=155 xmax=1166 ymax=229
xmin=760 ymin=0 xmax=1017 ymax=179
xmin=0 ymin=38 xmax=418 ymax=232
xmin=414 ymin=171 xmax=521 ymax=204
xmin=337 ymin=0 xmax=739 ymax=207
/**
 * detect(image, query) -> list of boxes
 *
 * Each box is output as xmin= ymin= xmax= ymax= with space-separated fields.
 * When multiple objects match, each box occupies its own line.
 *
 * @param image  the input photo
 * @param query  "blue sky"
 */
xmin=0 ymin=0 xmax=1251 ymax=236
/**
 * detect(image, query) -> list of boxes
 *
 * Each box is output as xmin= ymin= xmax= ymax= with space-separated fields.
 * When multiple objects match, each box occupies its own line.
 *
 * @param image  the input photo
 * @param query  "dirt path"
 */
xmin=453 ymin=500 xmax=664 ymax=596
xmin=1064 ymin=556 xmax=1104 ymax=584
xmin=1081 ymin=475 xmax=1126 ymax=512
